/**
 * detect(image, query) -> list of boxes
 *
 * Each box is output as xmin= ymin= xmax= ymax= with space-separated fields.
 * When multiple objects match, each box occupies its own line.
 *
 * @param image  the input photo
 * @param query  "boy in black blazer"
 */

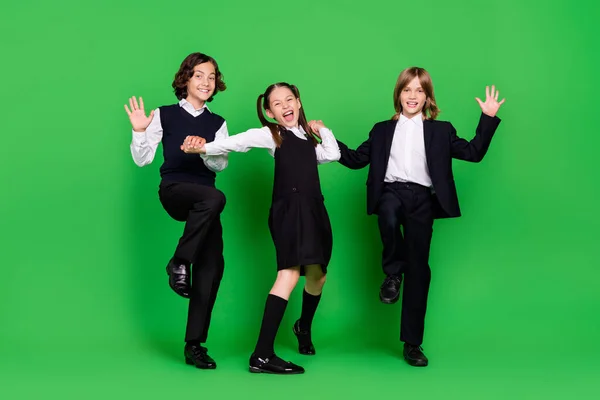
xmin=337 ymin=67 xmax=505 ymax=366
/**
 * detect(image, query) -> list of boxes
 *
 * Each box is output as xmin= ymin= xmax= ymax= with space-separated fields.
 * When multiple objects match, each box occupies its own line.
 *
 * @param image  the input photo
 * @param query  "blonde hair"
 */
xmin=392 ymin=67 xmax=439 ymax=120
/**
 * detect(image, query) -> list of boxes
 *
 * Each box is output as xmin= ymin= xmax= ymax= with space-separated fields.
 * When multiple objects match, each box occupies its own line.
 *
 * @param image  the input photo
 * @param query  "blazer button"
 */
xmin=292 ymin=187 xmax=297 ymax=192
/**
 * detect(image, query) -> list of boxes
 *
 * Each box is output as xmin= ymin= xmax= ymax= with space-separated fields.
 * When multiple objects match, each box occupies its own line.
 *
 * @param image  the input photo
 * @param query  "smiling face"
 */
xmin=393 ymin=67 xmax=439 ymax=120
xmin=264 ymin=86 xmax=302 ymax=128
xmin=185 ymin=62 xmax=216 ymax=108
xmin=400 ymin=75 xmax=427 ymax=119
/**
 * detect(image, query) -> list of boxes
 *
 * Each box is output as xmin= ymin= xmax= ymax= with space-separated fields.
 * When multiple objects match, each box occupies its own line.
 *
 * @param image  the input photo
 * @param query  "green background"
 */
xmin=1 ymin=0 xmax=599 ymax=398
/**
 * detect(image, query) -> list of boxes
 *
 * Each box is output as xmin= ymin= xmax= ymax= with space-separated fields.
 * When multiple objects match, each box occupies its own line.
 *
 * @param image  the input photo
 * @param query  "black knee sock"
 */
xmin=253 ymin=294 xmax=288 ymax=358
xmin=299 ymin=289 xmax=321 ymax=331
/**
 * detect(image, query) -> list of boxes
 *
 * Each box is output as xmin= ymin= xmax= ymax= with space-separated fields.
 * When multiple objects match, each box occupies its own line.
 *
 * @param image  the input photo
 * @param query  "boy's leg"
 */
xmin=398 ymin=186 xmax=434 ymax=366
xmin=195 ymin=218 xmax=225 ymax=343
xmin=376 ymin=186 xmax=407 ymax=303
xmin=184 ymin=217 xmax=225 ymax=369
xmin=159 ymin=182 xmax=226 ymax=298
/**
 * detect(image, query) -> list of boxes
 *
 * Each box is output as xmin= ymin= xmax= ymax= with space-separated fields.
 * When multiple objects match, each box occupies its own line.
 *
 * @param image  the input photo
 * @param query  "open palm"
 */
xmin=476 ymin=85 xmax=505 ymax=117
xmin=124 ymin=96 xmax=154 ymax=132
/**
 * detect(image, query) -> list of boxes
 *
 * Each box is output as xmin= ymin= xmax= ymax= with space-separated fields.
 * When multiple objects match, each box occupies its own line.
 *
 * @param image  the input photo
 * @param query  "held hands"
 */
xmin=180 ymin=136 xmax=206 ymax=154
xmin=308 ymin=120 xmax=326 ymax=138
xmin=476 ymin=85 xmax=505 ymax=117
xmin=124 ymin=97 xmax=154 ymax=132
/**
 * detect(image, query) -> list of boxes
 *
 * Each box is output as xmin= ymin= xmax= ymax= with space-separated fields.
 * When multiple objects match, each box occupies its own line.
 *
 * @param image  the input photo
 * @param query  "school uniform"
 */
xmin=130 ymin=99 xmax=229 ymax=368
xmin=204 ymin=125 xmax=339 ymax=273
xmin=337 ymin=112 xmax=501 ymax=365
xmin=204 ymin=123 xmax=340 ymax=374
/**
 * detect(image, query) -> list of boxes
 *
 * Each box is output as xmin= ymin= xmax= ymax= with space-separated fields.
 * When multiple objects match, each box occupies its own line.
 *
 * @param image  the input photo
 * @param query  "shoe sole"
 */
xmin=379 ymin=292 xmax=400 ymax=304
xmin=249 ymin=366 xmax=304 ymax=374
xmin=407 ymin=361 xmax=428 ymax=367
xmin=185 ymin=357 xmax=216 ymax=369
xmin=404 ymin=358 xmax=428 ymax=367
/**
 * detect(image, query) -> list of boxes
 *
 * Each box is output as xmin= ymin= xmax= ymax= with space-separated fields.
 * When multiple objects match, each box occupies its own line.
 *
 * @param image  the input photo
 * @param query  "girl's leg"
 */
xmin=294 ymin=264 xmax=326 ymax=355
xmin=253 ymin=267 xmax=301 ymax=358
xmin=250 ymin=267 xmax=305 ymax=374
xmin=269 ymin=267 xmax=301 ymax=300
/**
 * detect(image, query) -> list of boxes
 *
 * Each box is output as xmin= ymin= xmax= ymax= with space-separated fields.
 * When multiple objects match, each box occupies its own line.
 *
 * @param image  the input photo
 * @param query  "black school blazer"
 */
xmin=337 ymin=113 xmax=501 ymax=219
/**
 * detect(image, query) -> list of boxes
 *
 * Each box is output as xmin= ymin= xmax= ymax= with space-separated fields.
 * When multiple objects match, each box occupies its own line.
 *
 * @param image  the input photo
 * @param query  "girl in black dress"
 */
xmin=181 ymin=82 xmax=340 ymax=374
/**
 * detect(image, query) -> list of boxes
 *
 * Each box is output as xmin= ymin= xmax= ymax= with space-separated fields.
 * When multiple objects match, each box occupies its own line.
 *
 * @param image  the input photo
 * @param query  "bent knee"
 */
xmin=277 ymin=268 xmax=301 ymax=284
xmin=318 ymin=274 xmax=327 ymax=286
xmin=308 ymin=272 xmax=327 ymax=287
xmin=204 ymin=190 xmax=226 ymax=213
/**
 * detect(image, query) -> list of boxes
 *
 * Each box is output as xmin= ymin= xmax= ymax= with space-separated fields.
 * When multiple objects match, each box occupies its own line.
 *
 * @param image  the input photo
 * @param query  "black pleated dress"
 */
xmin=267 ymin=128 xmax=333 ymax=275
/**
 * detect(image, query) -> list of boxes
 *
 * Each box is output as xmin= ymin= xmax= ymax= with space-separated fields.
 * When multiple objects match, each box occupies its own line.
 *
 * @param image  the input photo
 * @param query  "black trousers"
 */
xmin=158 ymin=180 xmax=226 ymax=343
xmin=376 ymin=182 xmax=434 ymax=346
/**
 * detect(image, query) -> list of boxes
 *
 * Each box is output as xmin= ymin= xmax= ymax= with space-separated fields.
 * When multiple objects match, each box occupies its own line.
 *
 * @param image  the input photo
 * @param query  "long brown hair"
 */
xmin=256 ymin=82 xmax=317 ymax=148
xmin=392 ymin=67 xmax=439 ymax=120
xmin=171 ymin=52 xmax=226 ymax=101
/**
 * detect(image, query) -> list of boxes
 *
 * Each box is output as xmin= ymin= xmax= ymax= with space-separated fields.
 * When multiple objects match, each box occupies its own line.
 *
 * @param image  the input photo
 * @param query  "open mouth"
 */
xmin=283 ymin=110 xmax=294 ymax=122
xmin=406 ymin=101 xmax=419 ymax=108
xmin=199 ymin=89 xmax=210 ymax=94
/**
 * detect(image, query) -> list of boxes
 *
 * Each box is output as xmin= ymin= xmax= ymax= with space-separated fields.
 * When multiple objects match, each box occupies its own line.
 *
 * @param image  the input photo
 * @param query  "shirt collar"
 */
xmin=288 ymin=125 xmax=306 ymax=136
xmin=398 ymin=112 xmax=423 ymax=128
xmin=179 ymin=99 xmax=210 ymax=113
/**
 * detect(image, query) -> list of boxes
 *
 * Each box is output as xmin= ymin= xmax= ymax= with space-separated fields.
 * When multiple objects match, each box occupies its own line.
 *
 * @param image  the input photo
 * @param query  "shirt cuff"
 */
xmin=319 ymin=127 xmax=334 ymax=140
xmin=131 ymin=130 xmax=146 ymax=143
xmin=203 ymin=142 xmax=218 ymax=156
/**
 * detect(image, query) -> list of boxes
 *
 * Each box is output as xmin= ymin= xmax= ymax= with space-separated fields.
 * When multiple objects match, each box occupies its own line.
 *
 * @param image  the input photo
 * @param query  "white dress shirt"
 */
xmin=384 ymin=113 xmax=432 ymax=187
xmin=204 ymin=125 xmax=341 ymax=164
xmin=130 ymin=99 xmax=229 ymax=172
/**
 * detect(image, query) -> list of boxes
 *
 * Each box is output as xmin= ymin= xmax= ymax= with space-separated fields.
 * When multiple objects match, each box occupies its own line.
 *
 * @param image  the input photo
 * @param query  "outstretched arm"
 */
xmin=451 ymin=85 xmax=505 ymax=162
xmin=336 ymin=126 xmax=373 ymax=169
xmin=182 ymin=126 xmax=275 ymax=155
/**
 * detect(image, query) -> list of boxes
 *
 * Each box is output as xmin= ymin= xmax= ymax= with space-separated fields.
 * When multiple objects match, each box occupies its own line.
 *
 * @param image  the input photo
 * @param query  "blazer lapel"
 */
xmin=423 ymin=119 xmax=433 ymax=154
xmin=383 ymin=120 xmax=396 ymax=165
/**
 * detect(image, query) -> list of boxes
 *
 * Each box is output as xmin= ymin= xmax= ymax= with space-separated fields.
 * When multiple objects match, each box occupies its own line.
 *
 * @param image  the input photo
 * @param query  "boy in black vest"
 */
xmin=125 ymin=52 xmax=229 ymax=369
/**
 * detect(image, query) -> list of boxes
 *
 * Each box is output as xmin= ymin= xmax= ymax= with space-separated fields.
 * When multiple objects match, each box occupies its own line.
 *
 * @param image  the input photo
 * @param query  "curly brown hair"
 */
xmin=172 ymin=53 xmax=226 ymax=101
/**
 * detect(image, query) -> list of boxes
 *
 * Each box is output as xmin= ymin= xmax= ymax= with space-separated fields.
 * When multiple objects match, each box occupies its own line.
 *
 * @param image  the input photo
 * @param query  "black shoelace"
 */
xmin=382 ymin=276 xmax=401 ymax=287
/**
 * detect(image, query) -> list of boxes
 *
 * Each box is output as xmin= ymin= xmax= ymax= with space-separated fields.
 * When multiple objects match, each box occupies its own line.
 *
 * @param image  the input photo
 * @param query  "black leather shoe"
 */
xmin=249 ymin=354 xmax=304 ymax=374
xmin=380 ymin=275 xmax=402 ymax=304
xmin=403 ymin=343 xmax=428 ymax=367
xmin=293 ymin=320 xmax=315 ymax=355
xmin=184 ymin=343 xmax=216 ymax=369
xmin=166 ymin=259 xmax=190 ymax=298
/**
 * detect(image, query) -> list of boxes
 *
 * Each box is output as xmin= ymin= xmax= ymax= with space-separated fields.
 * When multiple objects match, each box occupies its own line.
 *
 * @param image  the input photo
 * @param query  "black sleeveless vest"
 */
xmin=159 ymin=104 xmax=225 ymax=186
xmin=272 ymin=128 xmax=322 ymax=201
